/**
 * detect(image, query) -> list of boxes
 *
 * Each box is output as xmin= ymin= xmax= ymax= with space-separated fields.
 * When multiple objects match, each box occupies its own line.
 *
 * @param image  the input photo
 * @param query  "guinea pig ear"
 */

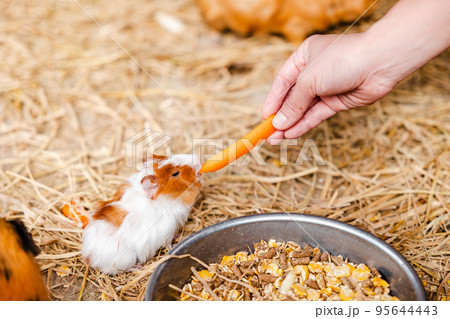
xmin=141 ymin=175 xmax=158 ymax=200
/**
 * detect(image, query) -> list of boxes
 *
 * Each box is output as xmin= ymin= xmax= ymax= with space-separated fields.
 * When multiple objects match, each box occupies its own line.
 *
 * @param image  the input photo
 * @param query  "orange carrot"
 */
xmin=62 ymin=201 xmax=89 ymax=228
xmin=200 ymin=114 xmax=276 ymax=173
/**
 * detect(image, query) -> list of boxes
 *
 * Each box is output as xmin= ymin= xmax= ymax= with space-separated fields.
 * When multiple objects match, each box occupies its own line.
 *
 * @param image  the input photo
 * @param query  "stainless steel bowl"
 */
xmin=146 ymin=213 xmax=426 ymax=300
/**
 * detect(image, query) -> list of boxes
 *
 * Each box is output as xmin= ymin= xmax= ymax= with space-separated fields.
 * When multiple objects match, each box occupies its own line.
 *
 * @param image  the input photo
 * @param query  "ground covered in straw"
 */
xmin=0 ymin=0 xmax=448 ymax=300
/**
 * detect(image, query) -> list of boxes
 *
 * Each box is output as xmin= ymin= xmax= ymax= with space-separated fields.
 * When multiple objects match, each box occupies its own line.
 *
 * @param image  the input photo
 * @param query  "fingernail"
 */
xmin=271 ymin=138 xmax=283 ymax=146
xmin=272 ymin=112 xmax=287 ymax=129
xmin=267 ymin=137 xmax=282 ymax=146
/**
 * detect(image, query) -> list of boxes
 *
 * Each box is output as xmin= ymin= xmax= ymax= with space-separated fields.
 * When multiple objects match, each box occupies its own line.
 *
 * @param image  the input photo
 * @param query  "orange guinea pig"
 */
xmin=195 ymin=0 xmax=376 ymax=43
xmin=0 ymin=218 xmax=49 ymax=301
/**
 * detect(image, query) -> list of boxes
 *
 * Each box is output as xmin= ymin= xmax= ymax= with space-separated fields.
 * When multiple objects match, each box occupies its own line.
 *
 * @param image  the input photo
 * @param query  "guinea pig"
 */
xmin=0 ymin=218 xmax=49 ymax=301
xmin=82 ymin=154 xmax=202 ymax=275
xmin=195 ymin=0 xmax=376 ymax=43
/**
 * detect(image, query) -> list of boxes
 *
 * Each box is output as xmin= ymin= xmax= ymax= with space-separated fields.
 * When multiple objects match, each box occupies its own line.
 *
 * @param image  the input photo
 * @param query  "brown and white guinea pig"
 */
xmin=0 ymin=218 xmax=49 ymax=301
xmin=195 ymin=0 xmax=375 ymax=43
xmin=82 ymin=154 xmax=202 ymax=275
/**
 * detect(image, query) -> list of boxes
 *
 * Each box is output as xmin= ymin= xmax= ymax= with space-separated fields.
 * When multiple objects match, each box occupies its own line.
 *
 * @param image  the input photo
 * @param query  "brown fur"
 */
xmin=96 ymin=183 xmax=131 ymax=211
xmin=93 ymin=183 xmax=130 ymax=227
xmin=195 ymin=0 xmax=376 ymax=43
xmin=0 ymin=218 xmax=49 ymax=301
xmin=151 ymin=162 xmax=202 ymax=205
xmin=92 ymin=205 xmax=129 ymax=228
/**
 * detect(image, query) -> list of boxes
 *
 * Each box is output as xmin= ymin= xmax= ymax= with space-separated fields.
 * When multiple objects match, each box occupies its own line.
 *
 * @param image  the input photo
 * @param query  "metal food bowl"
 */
xmin=146 ymin=213 xmax=426 ymax=301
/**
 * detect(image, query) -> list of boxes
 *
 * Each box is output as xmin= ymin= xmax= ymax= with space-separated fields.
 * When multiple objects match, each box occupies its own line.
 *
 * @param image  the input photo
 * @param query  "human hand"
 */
xmin=262 ymin=0 xmax=450 ymax=145
xmin=262 ymin=32 xmax=396 ymax=145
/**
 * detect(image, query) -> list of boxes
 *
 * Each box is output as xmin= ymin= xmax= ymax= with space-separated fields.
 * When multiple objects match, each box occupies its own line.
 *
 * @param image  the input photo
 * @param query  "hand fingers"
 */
xmin=261 ymin=49 xmax=306 ymax=119
xmin=271 ymin=71 xmax=317 ymax=130
xmin=284 ymin=100 xmax=337 ymax=139
xmin=267 ymin=99 xmax=338 ymax=145
xmin=266 ymin=130 xmax=284 ymax=145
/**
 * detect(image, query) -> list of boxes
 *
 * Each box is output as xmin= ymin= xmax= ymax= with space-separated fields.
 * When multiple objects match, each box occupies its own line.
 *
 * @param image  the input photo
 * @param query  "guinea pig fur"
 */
xmin=0 ymin=218 xmax=49 ymax=301
xmin=82 ymin=154 xmax=202 ymax=275
xmin=195 ymin=0 xmax=376 ymax=43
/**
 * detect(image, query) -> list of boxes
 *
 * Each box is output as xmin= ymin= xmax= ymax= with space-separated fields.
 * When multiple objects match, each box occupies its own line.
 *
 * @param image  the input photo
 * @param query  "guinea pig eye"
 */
xmin=171 ymin=171 xmax=180 ymax=177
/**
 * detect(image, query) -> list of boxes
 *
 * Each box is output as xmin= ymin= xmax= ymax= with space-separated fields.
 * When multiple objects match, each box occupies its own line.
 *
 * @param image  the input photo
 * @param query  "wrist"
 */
xmin=364 ymin=0 xmax=450 ymax=85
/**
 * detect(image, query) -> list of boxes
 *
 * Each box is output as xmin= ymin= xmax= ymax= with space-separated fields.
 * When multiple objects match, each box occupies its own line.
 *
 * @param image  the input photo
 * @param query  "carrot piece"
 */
xmin=200 ymin=114 xmax=276 ymax=173
xmin=62 ymin=201 xmax=89 ymax=228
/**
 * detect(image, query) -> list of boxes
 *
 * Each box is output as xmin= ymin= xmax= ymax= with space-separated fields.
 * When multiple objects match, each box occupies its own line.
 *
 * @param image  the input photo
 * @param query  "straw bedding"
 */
xmin=0 ymin=0 xmax=448 ymax=300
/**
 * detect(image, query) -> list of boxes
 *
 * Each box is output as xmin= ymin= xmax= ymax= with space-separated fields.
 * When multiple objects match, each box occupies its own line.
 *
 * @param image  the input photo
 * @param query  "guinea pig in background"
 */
xmin=0 ymin=218 xmax=49 ymax=301
xmin=195 ymin=0 xmax=375 ymax=43
xmin=82 ymin=154 xmax=202 ymax=275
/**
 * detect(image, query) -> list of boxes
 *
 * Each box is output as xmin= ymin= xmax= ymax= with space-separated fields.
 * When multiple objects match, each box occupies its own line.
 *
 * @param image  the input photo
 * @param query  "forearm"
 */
xmin=366 ymin=0 xmax=450 ymax=84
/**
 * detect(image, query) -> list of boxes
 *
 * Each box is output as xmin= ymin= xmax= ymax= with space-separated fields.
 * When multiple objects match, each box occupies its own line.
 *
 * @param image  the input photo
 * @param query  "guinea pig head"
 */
xmin=141 ymin=154 xmax=202 ymax=205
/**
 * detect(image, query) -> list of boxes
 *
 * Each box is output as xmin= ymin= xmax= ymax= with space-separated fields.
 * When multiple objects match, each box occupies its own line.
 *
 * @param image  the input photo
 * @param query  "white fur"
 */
xmin=82 ymin=154 xmax=200 ymax=275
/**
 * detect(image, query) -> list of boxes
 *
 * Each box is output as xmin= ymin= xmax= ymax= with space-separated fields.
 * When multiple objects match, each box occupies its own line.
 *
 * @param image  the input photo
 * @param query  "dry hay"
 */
xmin=0 ymin=0 xmax=449 ymax=301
